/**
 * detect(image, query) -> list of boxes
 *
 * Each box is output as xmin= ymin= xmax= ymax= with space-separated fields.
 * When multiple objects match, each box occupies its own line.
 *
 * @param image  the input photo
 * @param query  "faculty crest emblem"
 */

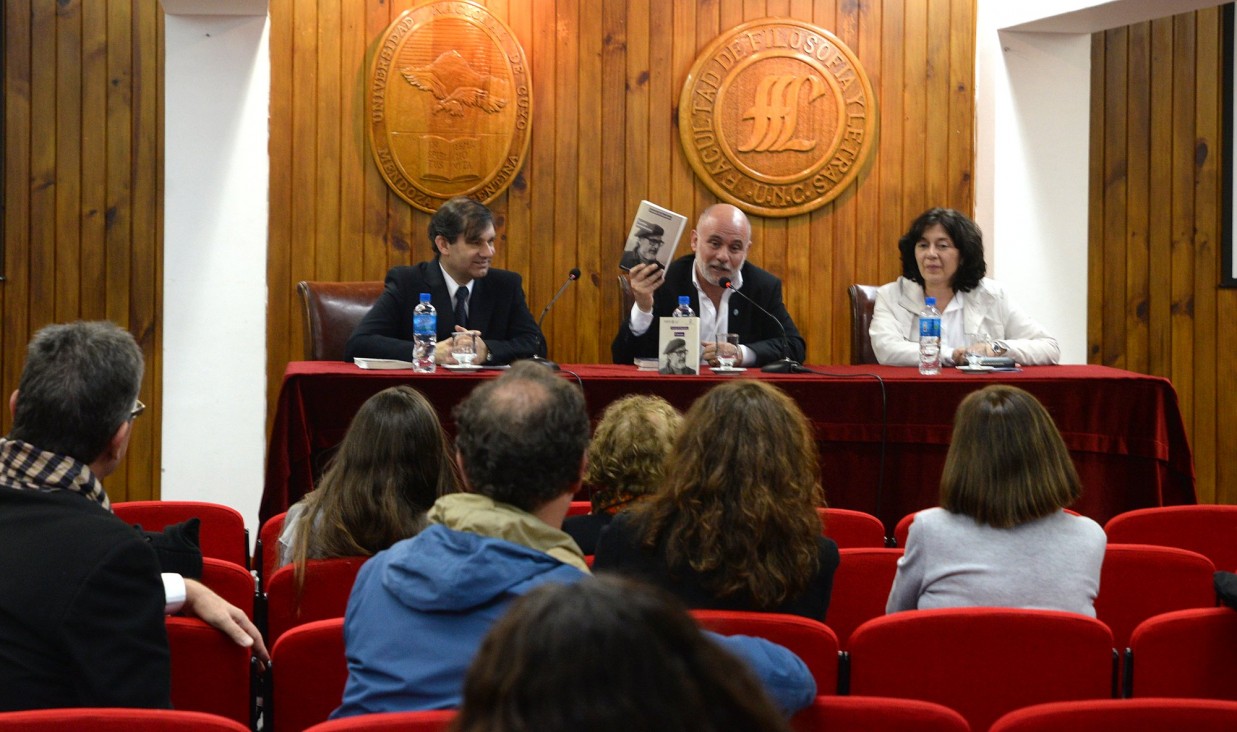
xmin=368 ymin=1 xmax=532 ymax=213
xmin=679 ymin=20 xmax=878 ymax=218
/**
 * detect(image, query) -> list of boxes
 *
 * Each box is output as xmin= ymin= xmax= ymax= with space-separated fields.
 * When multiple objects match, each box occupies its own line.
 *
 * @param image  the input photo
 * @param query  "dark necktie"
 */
xmin=454 ymin=288 xmax=469 ymax=329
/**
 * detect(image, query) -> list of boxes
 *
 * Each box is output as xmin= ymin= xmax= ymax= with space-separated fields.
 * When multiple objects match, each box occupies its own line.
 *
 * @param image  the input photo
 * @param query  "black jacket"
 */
xmin=345 ymin=261 xmax=544 ymax=364
xmin=611 ymin=255 xmax=806 ymax=366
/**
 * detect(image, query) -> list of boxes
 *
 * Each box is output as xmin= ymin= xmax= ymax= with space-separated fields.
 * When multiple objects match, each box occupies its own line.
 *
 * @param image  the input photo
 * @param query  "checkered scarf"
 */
xmin=0 ymin=438 xmax=111 ymax=510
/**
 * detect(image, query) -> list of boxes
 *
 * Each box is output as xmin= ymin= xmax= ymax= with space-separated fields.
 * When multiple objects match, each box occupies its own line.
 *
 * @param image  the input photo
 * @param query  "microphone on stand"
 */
xmin=718 ymin=277 xmax=805 ymax=374
xmin=531 ymin=267 xmax=581 ymax=371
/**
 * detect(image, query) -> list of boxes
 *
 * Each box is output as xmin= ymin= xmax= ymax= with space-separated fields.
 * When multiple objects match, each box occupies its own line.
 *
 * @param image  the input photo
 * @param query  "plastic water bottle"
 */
xmin=918 ymin=297 xmax=941 ymax=376
xmin=672 ymin=296 xmax=695 ymax=318
xmin=412 ymin=293 xmax=437 ymax=373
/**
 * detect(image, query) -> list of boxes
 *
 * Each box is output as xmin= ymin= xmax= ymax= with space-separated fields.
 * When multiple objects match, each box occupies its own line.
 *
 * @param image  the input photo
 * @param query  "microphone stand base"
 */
xmin=761 ymin=359 xmax=804 ymax=374
xmin=528 ymin=356 xmax=561 ymax=371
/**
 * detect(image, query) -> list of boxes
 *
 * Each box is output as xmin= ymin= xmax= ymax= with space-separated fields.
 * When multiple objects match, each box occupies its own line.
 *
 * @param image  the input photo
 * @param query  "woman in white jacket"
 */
xmin=870 ymin=208 xmax=1059 ymax=367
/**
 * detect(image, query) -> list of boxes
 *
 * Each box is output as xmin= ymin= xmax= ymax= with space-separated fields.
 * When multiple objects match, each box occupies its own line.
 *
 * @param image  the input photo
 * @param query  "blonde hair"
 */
xmin=583 ymin=395 xmax=682 ymax=512
xmin=940 ymin=384 xmax=1081 ymax=528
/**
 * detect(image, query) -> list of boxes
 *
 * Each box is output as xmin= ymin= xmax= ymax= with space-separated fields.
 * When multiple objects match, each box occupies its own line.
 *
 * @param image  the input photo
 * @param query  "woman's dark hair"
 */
xmin=288 ymin=385 xmax=458 ymax=588
xmin=940 ymin=385 xmax=1082 ymax=528
xmin=897 ymin=207 xmax=986 ymax=292
xmin=452 ymin=576 xmax=790 ymax=732
xmin=633 ymin=380 xmax=824 ymax=610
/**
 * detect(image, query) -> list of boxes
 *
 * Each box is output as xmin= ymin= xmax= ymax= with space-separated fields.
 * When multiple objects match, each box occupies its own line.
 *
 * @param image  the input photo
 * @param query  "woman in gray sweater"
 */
xmin=886 ymin=385 xmax=1106 ymax=617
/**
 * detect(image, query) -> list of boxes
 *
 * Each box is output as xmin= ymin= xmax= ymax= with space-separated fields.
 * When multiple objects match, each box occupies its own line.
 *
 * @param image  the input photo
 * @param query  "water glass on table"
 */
xmin=452 ymin=332 xmax=477 ymax=366
xmin=964 ymin=331 xmax=990 ymax=368
xmin=717 ymin=333 xmax=741 ymax=369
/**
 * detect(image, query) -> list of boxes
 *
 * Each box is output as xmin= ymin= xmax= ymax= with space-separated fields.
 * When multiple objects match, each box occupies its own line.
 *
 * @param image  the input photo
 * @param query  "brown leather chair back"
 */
xmin=848 ymin=284 xmax=879 ymax=365
xmin=296 ymin=281 xmax=384 ymax=361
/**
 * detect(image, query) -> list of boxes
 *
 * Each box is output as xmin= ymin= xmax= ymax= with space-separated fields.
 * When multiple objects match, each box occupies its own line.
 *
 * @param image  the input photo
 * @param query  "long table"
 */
xmin=261 ymin=362 xmax=1196 ymax=531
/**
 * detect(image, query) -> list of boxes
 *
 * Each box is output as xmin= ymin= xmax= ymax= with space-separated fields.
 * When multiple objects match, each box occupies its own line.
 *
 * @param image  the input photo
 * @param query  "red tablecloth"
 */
xmin=261 ymin=362 xmax=1196 ymax=531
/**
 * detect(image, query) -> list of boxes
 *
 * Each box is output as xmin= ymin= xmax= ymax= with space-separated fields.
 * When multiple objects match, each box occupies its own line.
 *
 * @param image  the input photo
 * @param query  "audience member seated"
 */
xmin=594 ymin=380 xmax=839 ymax=620
xmin=870 ymin=207 xmax=1059 ymax=366
xmin=454 ymin=575 xmax=809 ymax=731
xmin=0 ymin=321 xmax=266 ymax=712
xmin=886 ymin=384 xmax=1105 ymax=615
xmin=278 ymin=385 xmax=458 ymax=590
xmin=562 ymin=395 xmax=682 ymax=555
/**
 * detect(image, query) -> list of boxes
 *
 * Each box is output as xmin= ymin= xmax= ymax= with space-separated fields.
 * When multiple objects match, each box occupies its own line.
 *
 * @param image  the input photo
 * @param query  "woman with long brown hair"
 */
xmin=594 ymin=379 xmax=837 ymax=619
xmin=277 ymin=385 xmax=458 ymax=576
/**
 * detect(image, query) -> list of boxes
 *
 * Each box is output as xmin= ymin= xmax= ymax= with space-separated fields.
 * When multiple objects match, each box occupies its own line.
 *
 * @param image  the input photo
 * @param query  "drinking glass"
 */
xmin=717 ymin=333 xmax=741 ymax=369
xmin=964 ymin=331 xmax=990 ymax=368
xmin=451 ymin=332 xmax=477 ymax=366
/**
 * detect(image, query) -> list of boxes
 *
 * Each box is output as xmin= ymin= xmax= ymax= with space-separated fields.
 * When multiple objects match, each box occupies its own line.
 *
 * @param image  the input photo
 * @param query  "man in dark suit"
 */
xmin=0 ymin=322 xmax=267 ymax=711
xmin=345 ymin=197 xmax=543 ymax=365
xmin=612 ymin=204 xmax=806 ymax=367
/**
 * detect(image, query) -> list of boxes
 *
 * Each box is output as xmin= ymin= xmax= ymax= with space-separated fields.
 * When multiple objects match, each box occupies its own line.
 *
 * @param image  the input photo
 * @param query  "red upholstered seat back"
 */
xmin=1105 ymin=505 xmax=1237 ymax=572
xmin=990 ymin=698 xmax=1237 ymax=732
xmin=1128 ymin=607 xmax=1237 ymax=699
xmin=848 ymin=607 xmax=1115 ymax=732
xmin=166 ymin=617 xmax=253 ymax=726
xmin=1095 ymin=543 xmax=1216 ymax=650
xmin=265 ymin=556 xmax=368 ymax=644
xmin=691 ymin=609 xmax=840 ymax=695
xmin=791 ymin=695 xmax=969 ymax=732
xmin=817 ymin=507 xmax=887 ymax=548
xmin=0 ymin=708 xmax=251 ymax=731
xmin=303 ymin=709 xmax=457 ymax=732
xmin=270 ymin=618 xmax=348 ymax=732
xmin=297 ymin=280 xmax=384 ymax=361
xmin=825 ymin=547 xmax=902 ymax=649
xmin=113 ymin=500 xmax=250 ymax=568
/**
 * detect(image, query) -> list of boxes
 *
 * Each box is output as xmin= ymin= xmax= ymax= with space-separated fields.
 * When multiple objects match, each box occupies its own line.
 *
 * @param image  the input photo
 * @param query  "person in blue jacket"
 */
xmin=333 ymin=362 xmax=816 ymax=717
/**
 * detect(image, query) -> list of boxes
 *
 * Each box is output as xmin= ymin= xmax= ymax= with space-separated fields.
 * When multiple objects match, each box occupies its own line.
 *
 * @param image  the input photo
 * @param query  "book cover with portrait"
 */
xmin=619 ymin=200 xmax=688 ymax=272
xmin=658 ymin=318 xmax=700 ymax=375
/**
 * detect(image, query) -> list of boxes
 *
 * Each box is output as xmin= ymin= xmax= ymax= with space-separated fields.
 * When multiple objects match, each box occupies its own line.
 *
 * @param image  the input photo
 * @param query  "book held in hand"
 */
xmin=618 ymin=200 xmax=688 ymax=272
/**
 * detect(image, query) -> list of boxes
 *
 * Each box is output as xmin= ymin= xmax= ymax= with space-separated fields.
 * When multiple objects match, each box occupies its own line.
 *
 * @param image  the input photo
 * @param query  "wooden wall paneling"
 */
xmin=576 ymin=0 xmax=603 ymax=363
xmin=1125 ymin=22 xmax=1151 ymax=375
xmin=624 ymin=0 xmax=651 ymax=296
xmin=874 ymin=0 xmax=905 ymax=342
xmin=55 ymin=0 xmax=84 ymax=323
xmin=524 ymin=0 xmax=555 ymax=345
xmin=128 ymin=2 xmax=163 ymax=500
xmin=29 ymin=1 xmax=57 ymax=332
xmin=694 ymin=0 xmax=720 ymax=219
xmin=2 ymin=0 xmax=34 ymax=433
xmin=1148 ymin=18 xmax=1174 ymax=375
xmin=670 ymin=1 xmax=697 ymax=222
xmin=1169 ymin=15 xmax=1196 ymax=433
xmin=361 ymin=1 xmax=394 ymax=278
xmin=901 ymin=0 xmax=928 ymax=219
xmin=552 ymin=0 xmax=581 ymax=362
xmin=1191 ymin=7 xmax=1221 ymax=503
xmin=1087 ymin=34 xmax=1105 ymax=364
xmin=947 ymin=0 xmax=974 ymax=208
xmin=81 ymin=0 xmax=108 ymax=321
xmin=314 ymin=0 xmax=342 ymax=283
xmin=337 ymin=0 xmax=365 ymax=283
xmin=106 ymin=0 xmax=134 ymax=335
xmin=739 ymin=0 xmax=765 ymax=258
xmin=267 ymin=0 xmax=295 ymax=414
xmin=600 ymin=0 xmax=627 ymax=345
xmin=825 ymin=1 xmax=857 ymax=365
xmin=1100 ymin=27 xmax=1128 ymax=369
xmin=923 ymin=0 xmax=950 ymax=207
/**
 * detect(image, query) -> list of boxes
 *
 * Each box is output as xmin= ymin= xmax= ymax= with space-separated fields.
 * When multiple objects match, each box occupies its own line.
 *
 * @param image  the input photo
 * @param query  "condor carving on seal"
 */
xmin=400 ymin=50 xmax=509 ymax=117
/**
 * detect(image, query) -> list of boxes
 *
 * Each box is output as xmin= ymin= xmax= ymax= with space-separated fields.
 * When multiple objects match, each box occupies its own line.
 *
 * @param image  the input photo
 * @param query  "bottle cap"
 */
xmin=419 ymin=293 xmax=431 ymax=302
xmin=678 ymin=296 xmax=690 ymax=306
xmin=925 ymin=297 xmax=936 ymax=306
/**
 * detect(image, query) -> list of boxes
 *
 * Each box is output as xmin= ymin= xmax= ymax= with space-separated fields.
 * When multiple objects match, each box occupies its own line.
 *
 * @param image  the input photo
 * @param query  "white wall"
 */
xmin=975 ymin=0 xmax=1223 ymax=364
xmin=162 ymin=5 xmax=269 ymax=541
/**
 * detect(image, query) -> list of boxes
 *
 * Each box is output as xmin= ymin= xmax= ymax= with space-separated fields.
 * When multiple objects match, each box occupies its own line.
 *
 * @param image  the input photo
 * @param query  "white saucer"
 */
xmin=710 ymin=366 xmax=748 ymax=373
xmin=443 ymin=363 xmax=484 ymax=371
xmin=956 ymin=364 xmax=994 ymax=373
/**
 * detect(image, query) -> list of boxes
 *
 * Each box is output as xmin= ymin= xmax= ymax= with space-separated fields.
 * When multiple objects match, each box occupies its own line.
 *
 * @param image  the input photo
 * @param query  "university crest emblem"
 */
xmin=679 ymin=20 xmax=878 ymax=217
xmin=368 ymin=1 xmax=532 ymax=213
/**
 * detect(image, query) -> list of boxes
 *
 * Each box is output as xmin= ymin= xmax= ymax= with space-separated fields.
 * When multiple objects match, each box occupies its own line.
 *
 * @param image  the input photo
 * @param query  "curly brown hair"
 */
xmin=633 ymin=380 xmax=824 ymax=609
xmin=583 ymin=395 xmax=682 ymax=513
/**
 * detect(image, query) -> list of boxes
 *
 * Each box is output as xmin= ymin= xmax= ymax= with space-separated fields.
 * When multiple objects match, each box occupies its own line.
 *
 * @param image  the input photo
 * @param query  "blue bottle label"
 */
xmin=413 ymin=313 xmax=436 ymax=335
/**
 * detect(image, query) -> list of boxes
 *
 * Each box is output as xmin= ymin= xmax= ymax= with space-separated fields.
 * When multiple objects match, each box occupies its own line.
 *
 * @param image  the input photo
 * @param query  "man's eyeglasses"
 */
xmin=130 ymin=399 xmax=146 ymax=420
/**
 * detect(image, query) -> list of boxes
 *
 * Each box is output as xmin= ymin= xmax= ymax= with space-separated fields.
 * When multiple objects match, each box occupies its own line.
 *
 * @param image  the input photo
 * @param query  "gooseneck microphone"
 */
xmin=531 ymin=267 xmax=581 ymax=371
xmin=718 ymin=277 xmax=805 ymax=374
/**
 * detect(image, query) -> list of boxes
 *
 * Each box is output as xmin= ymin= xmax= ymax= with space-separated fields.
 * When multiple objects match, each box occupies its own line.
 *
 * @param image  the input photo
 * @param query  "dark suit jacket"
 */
xmin=611 ymin=255 xmax=806 ymax=366
xmin=0 ymin=487 xmax=171 ymax=711
xmin=344 ymin=261 xmax=544 ymax=364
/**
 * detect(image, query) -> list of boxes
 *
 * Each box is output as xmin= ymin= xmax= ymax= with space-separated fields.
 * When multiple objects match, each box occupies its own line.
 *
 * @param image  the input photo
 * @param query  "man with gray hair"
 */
xmin=0 ymin=321 xmax=267 ymax=711
xmin=334 ymin=362 xmax=815 ymax=717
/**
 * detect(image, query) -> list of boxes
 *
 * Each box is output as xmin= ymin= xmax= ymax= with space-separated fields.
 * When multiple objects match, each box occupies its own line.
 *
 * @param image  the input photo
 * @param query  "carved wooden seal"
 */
xmin=679 ymin=20 xmax=878 ymax=218
xmin=368 ymin=1 xmax=532 ymax=213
